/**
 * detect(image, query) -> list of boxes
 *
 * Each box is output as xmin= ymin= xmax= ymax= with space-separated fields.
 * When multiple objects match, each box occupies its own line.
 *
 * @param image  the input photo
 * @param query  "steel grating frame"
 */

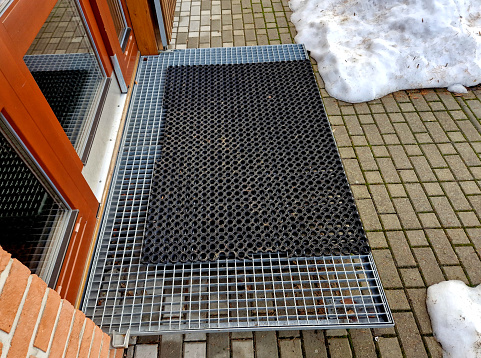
xmin=82 ymin=45 xmax=393 ymax=334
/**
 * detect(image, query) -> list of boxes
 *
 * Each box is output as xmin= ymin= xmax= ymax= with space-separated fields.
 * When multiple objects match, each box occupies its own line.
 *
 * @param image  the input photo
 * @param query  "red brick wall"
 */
xmin=0 ymin=246 xmax=124 ymax=358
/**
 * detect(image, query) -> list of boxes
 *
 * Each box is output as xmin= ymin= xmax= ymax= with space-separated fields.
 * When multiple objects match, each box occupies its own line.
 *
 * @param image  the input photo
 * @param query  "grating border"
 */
xmin=82 ymin=45 xmax=393 ymax=334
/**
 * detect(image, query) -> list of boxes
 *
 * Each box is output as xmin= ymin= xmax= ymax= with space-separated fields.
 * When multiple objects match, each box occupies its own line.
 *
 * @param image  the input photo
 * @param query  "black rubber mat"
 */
xmin=31 ymin=70 xmax=88 ymax=129
xmin=143 ymin=60 xmax=370 ymax=264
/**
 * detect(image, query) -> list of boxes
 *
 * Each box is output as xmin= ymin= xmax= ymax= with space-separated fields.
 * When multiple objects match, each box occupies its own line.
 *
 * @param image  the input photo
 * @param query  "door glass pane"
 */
xmin=0 ymin=115 xmax=72 ymax=285
xmin=24 ymin=0 xmax=105 ymax=160
xmin=106 ymin=0 xmax=128 ymax=43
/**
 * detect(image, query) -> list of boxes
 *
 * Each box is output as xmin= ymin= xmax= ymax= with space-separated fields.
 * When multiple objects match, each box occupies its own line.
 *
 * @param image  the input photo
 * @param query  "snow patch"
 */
xmin=447 ymin=84 xmax=468 ymax=93
xmin=289 ymin=0 xmax=481 ymax=103
xmin=426 ymin=280 xmax=481 ymax=358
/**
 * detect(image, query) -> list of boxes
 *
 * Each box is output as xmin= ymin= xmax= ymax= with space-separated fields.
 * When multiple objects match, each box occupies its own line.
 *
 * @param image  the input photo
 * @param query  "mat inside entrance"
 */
xmin=143 ymin=60 xmax=370 ymax=264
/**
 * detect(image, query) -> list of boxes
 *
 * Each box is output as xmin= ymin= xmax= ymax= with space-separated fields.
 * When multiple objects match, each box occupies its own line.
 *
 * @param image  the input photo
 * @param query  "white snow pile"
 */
xmin=289 ymin=0 xmax=481 ymax=103
xmin=426 ymin=280 xmax=481 ymax=358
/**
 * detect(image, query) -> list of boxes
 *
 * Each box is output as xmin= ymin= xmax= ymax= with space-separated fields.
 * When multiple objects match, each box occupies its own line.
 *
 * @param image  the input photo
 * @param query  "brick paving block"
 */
xmin=207 ymin=333 xmax=230 ymax=358
xmin=231 ymin=331 xmax=253 ymax=339
xmin=445 ymin=155 xmax=474 ymax=181
xmin=415 ymin=133 xmax=433 ymax=144
xmin=372 ymin=146 xmax=390 ymax=157
xmin=232 ymin=340 xmax=254 ymax=358
xmin=393 ymin=123 xmax=416 ymax=144
xmin=413 ymin=247 xmax=445 ymax=286
xmin=393 ymin=312 xmax=428 ymax=358
xmin=400 ymin=268 xmax=425 ymax=287
xmin=434 ymin=168 xmax=455 ymax=181
xmin=325 ymin=329 xmax=347 ymax=337
xmin=424 ymin=122 xmax=450 ymax=143
xmin=362 ymin=124 xmax=384 ymax=145
xmin=399 ymin=169 xmax=419 ymax=183
xmin=369 ymin=185 xmax=395 ymax=213
xmin=184 ymin=332 xmax=206 ymax=341
xmin=454 ymin=142 xmax=481 ymax=166
xmin=377 ymin=337 xmax=403 ymax=358
xmin=406 ymin=230 xmax=428 ymax=246
xmin=356 ymin=199 xmax=382 ymax=230
xmin=373 ymin=113 xmax=395 ymax=134
xmin=404 ymin=184 xmax=432 ymax=212
xmin=49 ymin=300 xmax=75 ymax=358
xmin=430 ymin=196 xmax=461 ymax=227
xmin=421 ymin=144 xmax=447 ymax=168
xmin=389 ymin=146 xmax=412 ymax=169
xmin=355 ymin=147 xmax=378 ymax=170
xmin=410 ymin=156 xmax=437 ymax=181
xmin=423 ymin=182 xmax=444 ymax=196
xmin=364 ymin=171 xmax=384 ymax=184
xmin=457 ymin=120 xmax=481 ymax=141
xmin=385 ymin=289 xmax=410 ymax=311
xmin=358 ymin=114 xmax=375 ymax=124
xmin=411 ymin=96 xmax=431 ymax=112
xmin=425 ymin=229 xmax=458 ymax=265
xmin=366 ymin=231 xmax=387 ymax=248
xmin=461 ymin=181 xmax=481 ymax=195
xmin=387 ymin=184 xmax=407 ymax=197
xmin=381 ymin=96 xmax=400 ymax=112
xmin=371 ymin=249 xmax=402 ymax=288
xmin=160 ymin=334 xmax=182 ymax=358
xmin=372 ymin=326 xmax=396 ymax=337
xmin=354 ymin=102 xmax=370 ymax=114
xmin=455 ymin=246 xmax=481 ymax=285
xmin=351 ymin=184 xmax=371 ymax=200
xmin=382 ymin=133 xmax=400 ymax=145
xmin=64 ymin=311 xmax=86 ymax=358
xmin=278 ymin=338 xmax=302 ymax=358
xmin=34 ymin=289 xmax=61 ymax=352
xmin=448 ymin=131 xmax=467 ymax=143
xmin=404 ymin=112 xmax=426 ymax=133
xmin=380 ymin=214 xmax=402 ymax=230
xmin=466 ymin=228 xmax=481 ymax=250
xmin=332 ymin=126 xmax=352 ymax=147
xmin=135 ymin=344 xmax=159 ymax=358
xmin=278 ymin=330 xmax=300 ymax=338
xmin=458 ymin=211 xmax=481 ymax=227
xmin=392 ymin=198 xmax=421 ymax=230
xmin=77 ymin=320 xmax=95 ymax=358
xmin=254 ymin=332 xmax=278 ymax=358
xmin=386 ymin=231 xmax=416 ymax=266
xmin=184 ymin=342 xmax=206 ymax=358
xmin=349 ymin=329 xmax=376 ymax=358
xmin=377 ymin=158 xmax=402 ymax=183
xmin=302 ymin=330 xmax=328 ymax=358
xmin=438 ymin=92 xmax=461 ymax=110
xmin=327 ymin=338 xmax=352 ymax=358
xmin=438 ymin=143 xmax=457 ymax=155
xmin=339 ymin=147 xmax=356 ymax=159
xmin=406 ymin=288 xmax=432 ymax=334
xmin=352 ymin=135 xmax=368 ymax=146
xmin=443 ymin=265 xmax=469 ymax=284
xmin=424 ymin=336 xmax=443 ymax=358
xmin=418 ymin=213 xmax=441 ymax=228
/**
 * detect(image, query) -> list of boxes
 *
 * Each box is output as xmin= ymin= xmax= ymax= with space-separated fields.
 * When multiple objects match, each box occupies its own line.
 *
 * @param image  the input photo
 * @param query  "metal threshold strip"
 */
xmin=82 ymin=45 xmax=393 ymax=334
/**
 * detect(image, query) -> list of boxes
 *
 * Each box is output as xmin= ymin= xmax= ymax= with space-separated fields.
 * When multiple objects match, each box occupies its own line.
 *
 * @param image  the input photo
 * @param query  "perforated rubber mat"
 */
xmin=143 ymin=60 xmax=370 ymax=264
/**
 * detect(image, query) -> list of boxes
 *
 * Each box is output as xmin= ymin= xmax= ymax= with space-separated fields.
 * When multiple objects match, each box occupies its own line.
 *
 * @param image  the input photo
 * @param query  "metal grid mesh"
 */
xmin=24 ymin=54 xmax=104 ymax=154
xmin=83 ymin=45 xmax=392 ymax=334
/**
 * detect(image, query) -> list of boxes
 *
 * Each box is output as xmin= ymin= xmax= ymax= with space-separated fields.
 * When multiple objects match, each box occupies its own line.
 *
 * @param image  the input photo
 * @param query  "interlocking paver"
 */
xmin=279 ymin=339 xmax=302 ymax=358
xmin=302 ymin=331 xmax=328 ymax=358
xmin=413 ymin=247 xmax=445 ymax=286
xmin=327 ymin=338 xmax=352 ymax=358
xmin=254 ymin=332 xmax=278 ymax=358
xmin=232 ymin=340 xmax=254 ymax=358
xmin=455 ymin=246 xmax=481 ymax=284
xmin=377 ymin=337 xmax=403 ymax=358
xmin=386 ymin=231 xmax=416 ymax=266
xmin=393 ymin=312 xmax=428 ymax=358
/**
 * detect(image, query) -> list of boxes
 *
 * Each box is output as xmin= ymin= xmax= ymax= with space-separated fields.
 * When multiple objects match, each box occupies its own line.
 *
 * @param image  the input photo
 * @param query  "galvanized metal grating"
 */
xmin=24 ymin=54 xmax=104 ymax=153
xmin=82 ymin=45 xmax=393 ymax=334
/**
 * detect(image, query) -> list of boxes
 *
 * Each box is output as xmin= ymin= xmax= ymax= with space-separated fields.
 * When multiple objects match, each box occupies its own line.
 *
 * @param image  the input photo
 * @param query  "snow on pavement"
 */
xmin=426 ymin=280 xmax=481 ymax=358
xmin=289 ymin=0 xmax=481 ymax=103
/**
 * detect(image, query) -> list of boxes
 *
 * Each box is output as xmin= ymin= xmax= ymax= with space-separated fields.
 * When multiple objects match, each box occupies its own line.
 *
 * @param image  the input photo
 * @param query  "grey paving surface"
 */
xmin=127 ymin=0 xmax=481 ymax=355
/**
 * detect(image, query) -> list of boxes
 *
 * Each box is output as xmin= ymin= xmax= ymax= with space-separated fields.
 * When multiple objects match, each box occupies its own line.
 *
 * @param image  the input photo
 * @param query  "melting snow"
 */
xmin=289 ymin=0 xmax=481 ymax=103
xmin=426 ymin=280 xmax=481 ymax=358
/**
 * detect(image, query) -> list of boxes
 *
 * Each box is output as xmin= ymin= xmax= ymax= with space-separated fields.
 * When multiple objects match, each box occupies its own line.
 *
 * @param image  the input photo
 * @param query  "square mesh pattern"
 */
xmin=83 ymin=45 xmax=392 ymax=334
xmin=143 ymin=60 xmax=370 ymax=264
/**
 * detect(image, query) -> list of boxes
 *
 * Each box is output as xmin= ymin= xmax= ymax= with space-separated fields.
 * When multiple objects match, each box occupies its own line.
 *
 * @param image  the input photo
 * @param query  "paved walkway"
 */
xmin=127 ymin=0 xmax=481 ymax=356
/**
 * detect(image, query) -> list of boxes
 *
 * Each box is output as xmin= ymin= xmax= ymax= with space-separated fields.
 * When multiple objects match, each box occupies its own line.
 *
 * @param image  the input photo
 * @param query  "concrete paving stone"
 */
xmin=302 ymin=330 xmax=328 ymax=358
xmin=446 ymin=228 xmax=471 ymax=244
xmin=279 ymin=338 xmax=303 ymax=358
xmin=366 ymin=231 xmax=388 ymax=248
xmin=137 ymin=336 xmax=161 ymax=344
xmin=358 ymin=114 xmax=375 ymax=124
xmin=423 ymin=182 xmax=444 ymax=196
xmin=410 ymin=156 xmax=437 ymax=182
xmin=415 ymin=132 xmax=433 ymax=144
xmin=333 ymin=126 xmax=352 ymax=147
xmin=448 ymin=131 xmax=467 ymax=143
xmin=404 ymin=183 xmax=432 ymax=212
xmin=135 ymin=344 xmax=158 ymax=358
xmin=380 ymin=213 xmax=402 ymax=230
xmin=438 ymin=92 xmax=461 ymax=110
xmin=160 ymin=335 xmax=182 ymax=358
xmin=323 ymin=98 xmax=341 ymax=115
xmin=353 ymin=102 xmax=370 ymax=114
xmin=341 ymin=106 xmax=356 ymax=116
xmin=430 ymin=101 xmax=446 ymax=111
xmin=393 ymin=311 xmax=428 ymax=358
xmin=454 ymin=142 xmax=481 ymax=166
xmin=327 ymin=338 xmax=352 ymax=358
xmin=232 ymin=340 xmax=254 ymax=358
xmin=411 ymin=96 xmax=431 ymax=111
xmin=325 ymin=329 xmax=347 ymax=337
xmin=350 ymin=185 xmax=371 ymax=200
xmin=207 ymin=333 xmax=230 ymax=358
xmin=393 ymin=91 xmax=411 ymax=102
xmin=400 ymin=268 xmax=425 ymax=287
xmin=466 ymin=227 xmax=481 ymax=250
xmin=399 ymin=102 xmax=416 ymax=112
xmin=458 ymin=211 xmax=481 ymax=227
xmin=406 ymin=230 xmax=429 ymax=246
xmin=393 ymin=123 xmax=416 ymax=144
xmin=438 ymin=143 xmax=457 ymax=155
xmin=377 ymin=337 xmax=403 ymax=358
xmin=413 ymin=247 xmax=445 ymax=286
xmin=425 ymin=229 xmax=458 ymax=265
xmin=443 ymin=265 xmax=469 ymax=284
xmin=351 ymin=135 xmax=368 ymax=146
xmin=425 ymin=336 xmax=443 ymax=358
xmin=430 ymin=196 xmax=461 ymax=226
xmin=373 ymin=113 xmax=395 ymax=134
xmin=369 ymin=185 xmax=395 ymax=213
xmin=434 ymin=168 xmax=456 ymax=181
xmin=126 ymin=346 xmax=135 ymax=358
xmin=389 ymin=146 xmax=412 ymax=170
xmin=406 ymin=288 xmax=432 ymax=334
xmin=393 ymin=198 xmax=422 ymax=230
xmin=385 ymin=289 xmax=410 ymax=311
xmin=386 ymin=231 xmax=417 ymax=266
xmin=339 ymin=147 xmax=356 ymax=159
xmin=371 ymin=145 xmax=389 ymax=157
xmin=184 ymin=332 xmax=207 ymax=341
xmin=349 ymin=329 xmax=376 ymax=358
xmin=470 ymin=167 xmax=481 ymax=180
xmin=421 ymin=144 xmax=448 ymax=168
xmin=185 ymin=342 xmax=207 ymax=358
xmin=231 ymin=332 xmax=253 ymax=339
xmin=362 ymin=124 xmax=384 ymax=145
xmin=404 ymin=112 xmax=426 ymax=133
xmin=455 ymin=246 xmax=481 ymax=285
xmin=278 ymin=330 xmax=300 ymax=338
xmin=254 ymin=331 xmax=278 ymax=358
xmin=457 ymin=120 xmax=481 ymax=141
xmin=467 ymin=195 xmax=481 ymax=220
xmin=424 ymin=122 xmax=450 ymax=143
xmin=418 ymin=212 xmax=442 ymax=228
xmin=445 ymin=155 xmax=474 ymax=180
xmin=387 ymin=184 xmax=407 ymax=197
xmin=364 ymin=171 xmax=384 ymax=184
xmin=381 ymin=96 xmax=401 ymax=112
xmin=344 ymin=115 xmax=363 ymax=135
xmin=371 ymin=249 xmax=403 ymax=288
xmin=399 ymin=169 xmax=419 ymax=183
xmin=421 ymin=89 xmax=440 ymax=102
xmin=388 ymin=113 xmax=405 ymax=123
xmin=369 ymin=103 xmax=385 ymax=113
xmin=382 ymin=134 xmax=401 ymax=145
xmin=377 ymin=157 xmax=402 ymax=183
xmin=372 ymin=326 xmax=397 ymax=337
xmin=343 ymin=158 xmax=365 ymax=184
